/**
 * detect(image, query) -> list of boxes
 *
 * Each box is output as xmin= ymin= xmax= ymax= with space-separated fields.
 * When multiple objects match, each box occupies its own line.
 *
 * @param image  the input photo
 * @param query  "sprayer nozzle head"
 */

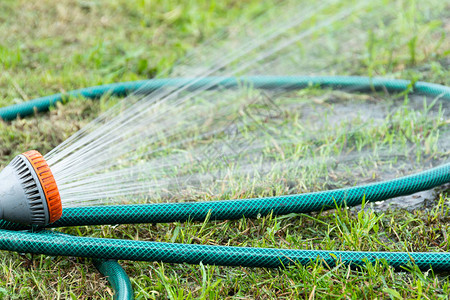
xmin=0 ymin=150 xmax=62 ymax=226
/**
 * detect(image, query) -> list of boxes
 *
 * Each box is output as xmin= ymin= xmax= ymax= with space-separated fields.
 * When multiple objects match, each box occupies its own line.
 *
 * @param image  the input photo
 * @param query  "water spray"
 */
xmin=0 ymin=151 xmax=62 ymax=226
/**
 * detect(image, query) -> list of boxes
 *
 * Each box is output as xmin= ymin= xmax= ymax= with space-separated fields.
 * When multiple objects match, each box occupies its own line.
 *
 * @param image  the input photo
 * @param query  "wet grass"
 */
xmin=0 ymin=0 xmax=450 ymax=299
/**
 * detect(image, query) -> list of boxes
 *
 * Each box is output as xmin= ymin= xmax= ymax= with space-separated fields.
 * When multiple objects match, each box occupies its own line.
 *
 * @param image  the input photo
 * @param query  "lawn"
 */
xmin=0 ymin=0 xmax=450 ymax=299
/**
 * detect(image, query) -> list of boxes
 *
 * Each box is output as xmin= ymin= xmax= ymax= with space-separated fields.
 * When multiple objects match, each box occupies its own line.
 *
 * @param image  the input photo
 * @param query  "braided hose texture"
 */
xmin=94 ymin=259 xmax=134 ymax=300
xmin=1 ymin=229 xmax=450 ymax=271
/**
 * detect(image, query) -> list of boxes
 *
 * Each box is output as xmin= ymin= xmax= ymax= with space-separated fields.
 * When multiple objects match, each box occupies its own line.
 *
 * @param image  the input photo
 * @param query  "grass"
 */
xmin=0 ymin=0 xmax=450 ymax=299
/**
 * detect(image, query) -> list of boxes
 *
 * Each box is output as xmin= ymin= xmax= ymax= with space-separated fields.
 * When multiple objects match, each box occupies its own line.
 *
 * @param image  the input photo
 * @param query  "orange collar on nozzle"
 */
xmin=22 ymin=151 xmax=62 ymax=224
xmin=0 ymin=150 xmax=62 ymax=226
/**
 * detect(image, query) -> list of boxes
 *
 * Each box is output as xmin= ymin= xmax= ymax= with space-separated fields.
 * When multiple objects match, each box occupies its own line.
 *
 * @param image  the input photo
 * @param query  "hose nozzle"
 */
xmin=0 ymin=151 xmax=62 ymax=226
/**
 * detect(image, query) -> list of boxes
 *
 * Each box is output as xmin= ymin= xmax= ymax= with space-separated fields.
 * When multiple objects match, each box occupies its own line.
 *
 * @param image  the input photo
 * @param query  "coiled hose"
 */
xmin=1 ymin=76 xmax=449 ymax=299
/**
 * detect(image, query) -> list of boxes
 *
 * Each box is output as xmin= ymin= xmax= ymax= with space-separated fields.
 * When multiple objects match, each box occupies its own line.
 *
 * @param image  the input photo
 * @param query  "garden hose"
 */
xmin=0 ymin=161 xmax=448 ymax=231
xmin=94 ymin=259 xmax=134 ymax=300
xmin=0 ymin=76 xmax=449 ymax=299
xmin=1 ymin=76 xmax=449 ymax=121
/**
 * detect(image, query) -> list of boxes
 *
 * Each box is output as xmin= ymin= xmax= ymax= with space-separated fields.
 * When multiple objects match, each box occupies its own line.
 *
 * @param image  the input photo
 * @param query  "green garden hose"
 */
xmin=1 ymin=76 xmax=449 ymax=299
xmin=0 ymin=161 xmax=448 ymax=231
xmin=94 ymin=259 xmax=134 ymax=300
xmin=2 ymin=76 xmax=449 ymax=121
